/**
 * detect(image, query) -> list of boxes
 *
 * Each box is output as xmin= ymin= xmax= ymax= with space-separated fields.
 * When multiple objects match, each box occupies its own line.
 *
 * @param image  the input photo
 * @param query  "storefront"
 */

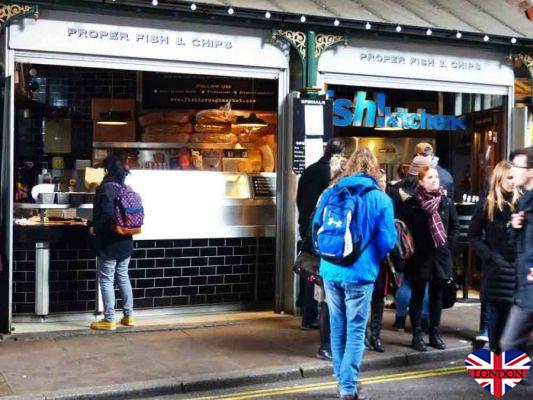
xmin=0 ymin=9 xmax=290 ymax=333
xmin=315 ymin=37 xmax=516 ymax=297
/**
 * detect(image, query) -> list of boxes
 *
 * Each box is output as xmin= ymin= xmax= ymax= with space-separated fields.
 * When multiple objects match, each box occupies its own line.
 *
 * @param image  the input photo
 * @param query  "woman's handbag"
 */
xmin=292 ymin=250 xmax=321 ymax=284
xmin=442 ymin=278 xmax=458 ymax=309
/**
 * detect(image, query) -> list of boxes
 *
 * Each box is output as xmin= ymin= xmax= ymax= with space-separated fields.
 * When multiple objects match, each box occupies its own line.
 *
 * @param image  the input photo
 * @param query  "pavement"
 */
xmin=0 ymin=304 xmax=484 ymax=400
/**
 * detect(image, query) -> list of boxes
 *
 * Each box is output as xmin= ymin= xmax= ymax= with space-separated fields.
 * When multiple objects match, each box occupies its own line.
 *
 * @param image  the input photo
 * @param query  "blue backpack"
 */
xmin=311 ymin=184 xmax=378 ymax=266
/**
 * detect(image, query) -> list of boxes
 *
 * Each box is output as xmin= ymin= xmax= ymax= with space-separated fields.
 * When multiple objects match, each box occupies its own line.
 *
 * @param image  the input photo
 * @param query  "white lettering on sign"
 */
xmin=359 ymin=52 xmax=481 ymax=71
xmin=67 ymin=27 xmax=232 ymax=49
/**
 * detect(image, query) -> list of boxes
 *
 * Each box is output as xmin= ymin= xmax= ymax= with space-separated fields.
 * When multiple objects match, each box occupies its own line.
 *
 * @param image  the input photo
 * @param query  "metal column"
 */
xmin=35 ymin=242 xmax=50 ymax=316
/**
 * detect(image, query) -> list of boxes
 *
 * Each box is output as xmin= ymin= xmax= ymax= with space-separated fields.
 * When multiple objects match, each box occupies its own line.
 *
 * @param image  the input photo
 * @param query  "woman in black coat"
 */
xmin=468 ymin=160 xmax=519 ymax=353
xmin=400 ymin=166 xmax=459 ymax=352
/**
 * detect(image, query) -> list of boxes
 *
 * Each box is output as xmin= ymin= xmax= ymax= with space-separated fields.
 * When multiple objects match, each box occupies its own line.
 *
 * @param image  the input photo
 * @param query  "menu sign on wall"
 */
xmin=251 ymin=175 xmax=276 ymax=198
xmin=142 ymin=72 xmax=278 ymax=110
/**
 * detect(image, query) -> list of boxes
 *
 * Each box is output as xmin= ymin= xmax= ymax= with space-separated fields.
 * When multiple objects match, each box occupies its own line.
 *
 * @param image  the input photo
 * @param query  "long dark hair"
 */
xmin=102 ymin=154 xmax=129 ymax=184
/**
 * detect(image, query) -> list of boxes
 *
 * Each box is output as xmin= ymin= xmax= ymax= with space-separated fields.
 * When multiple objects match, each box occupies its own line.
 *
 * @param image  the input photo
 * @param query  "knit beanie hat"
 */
xmin=408 ymin=155 xmax=430 ymax=176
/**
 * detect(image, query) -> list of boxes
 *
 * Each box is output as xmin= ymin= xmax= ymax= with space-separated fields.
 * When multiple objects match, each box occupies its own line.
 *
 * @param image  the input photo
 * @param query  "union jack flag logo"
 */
xmin=465 ymin=349 xmax=531 ymax=398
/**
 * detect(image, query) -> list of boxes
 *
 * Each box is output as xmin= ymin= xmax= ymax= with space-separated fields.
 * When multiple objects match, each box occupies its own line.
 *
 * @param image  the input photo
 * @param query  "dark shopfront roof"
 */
xmin=30 ymin=0 xmax=533 ymax=49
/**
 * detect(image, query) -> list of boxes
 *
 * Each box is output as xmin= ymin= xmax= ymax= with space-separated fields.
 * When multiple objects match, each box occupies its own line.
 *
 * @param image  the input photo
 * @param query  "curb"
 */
xmin=0 ymin=344 xmax=472 ymax=400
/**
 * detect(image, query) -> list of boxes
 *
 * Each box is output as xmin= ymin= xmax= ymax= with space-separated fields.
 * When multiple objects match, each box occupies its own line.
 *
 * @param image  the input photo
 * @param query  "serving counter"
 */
xmin=12 ymin=171 xmax=277 ymax=318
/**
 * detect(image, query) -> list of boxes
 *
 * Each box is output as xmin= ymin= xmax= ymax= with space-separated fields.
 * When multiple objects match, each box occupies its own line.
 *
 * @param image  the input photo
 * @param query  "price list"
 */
xmin=251 ymin=176 xmax=276 ymax=198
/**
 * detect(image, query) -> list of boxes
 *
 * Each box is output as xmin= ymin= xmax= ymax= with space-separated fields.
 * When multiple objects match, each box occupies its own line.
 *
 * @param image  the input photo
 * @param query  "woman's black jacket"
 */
xmin=92 ymin=176 xmax=133 ymax=260
xmin=399 ymin=194 xmax=459 ymax=282
xmin=468 ymin=200 xmax=516 ymax=304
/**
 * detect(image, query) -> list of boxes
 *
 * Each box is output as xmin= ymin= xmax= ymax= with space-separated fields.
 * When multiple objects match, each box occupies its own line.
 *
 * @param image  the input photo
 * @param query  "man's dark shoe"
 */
xmin=317 ymin=348 xmax=333 ymax=361
xmin=369 ymin=335 xmax=385 ymax=352
xmin=339 ymin=395 xmax=355 ymax=400
xmin=301 ymin=321 xmax=319 ymax=330
xmin=392 ymin=315 xmax=406 ymax=331
xmin=411 ymin=333 xmax=427 ymax=352
xmin=429 ymin=327 xmax=446 ymax=350
xmin=421 ymin=318 xmax=429 ymax=334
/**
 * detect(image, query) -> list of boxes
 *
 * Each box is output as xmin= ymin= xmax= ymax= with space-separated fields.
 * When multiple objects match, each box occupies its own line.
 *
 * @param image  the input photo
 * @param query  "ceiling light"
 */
xmin=265 ymin=11 xmax=271 ymax=19
xmin=152 ymin=0 xmax=158 ymax=6
xmin=97 ymin=111 xmax=130 ymax=126
xmin=235 ymin=113 xmax=268 ymax=128
xmin=300 ymin=15 xmax=306 ymax=23
xmin=365 ymin=22 xmax=372 ymax=30
xmin=334 ymin=19 xmax=340 ymax=26
xmin=483 ymin=35 xmax=490 ymax=42
xmin=426 ymin=28 xmax=432 ymax=36
xmin=396 ymin=25 xmax=402 ymax=32
xmin=228 ymin=7 xmax=234 ymax=15
xmin=456 ymin=31 xmax=462 ymax=39
xmin=190 ymin=3 xmax=197 ymax=11
xmin=511 ymin=37 xmax=517 ymax=44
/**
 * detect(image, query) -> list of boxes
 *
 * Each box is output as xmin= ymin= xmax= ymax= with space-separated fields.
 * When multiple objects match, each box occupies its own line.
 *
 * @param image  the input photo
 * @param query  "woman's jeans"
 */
xmin=409 ymin=279 xmax=444 ymax=332
xmin=98 ymin=257 xmax=133 ymax=321
xmin=325 ymin=280 xmax=374 ymax=396
xmin=396 ymin=275 xmax=429 ymax=319
xmin=487 ymin=302 xmax=512 ymax=353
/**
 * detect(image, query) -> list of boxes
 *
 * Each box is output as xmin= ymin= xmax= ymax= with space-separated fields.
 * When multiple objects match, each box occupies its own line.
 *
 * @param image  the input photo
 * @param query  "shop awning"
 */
xmin=192 ymin=0 xmax=533 ymax=39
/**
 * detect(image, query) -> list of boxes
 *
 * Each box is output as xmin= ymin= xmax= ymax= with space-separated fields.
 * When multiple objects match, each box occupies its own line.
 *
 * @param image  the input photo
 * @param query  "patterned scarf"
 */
xmin=415 ymin=185 xmax=447 ymax=247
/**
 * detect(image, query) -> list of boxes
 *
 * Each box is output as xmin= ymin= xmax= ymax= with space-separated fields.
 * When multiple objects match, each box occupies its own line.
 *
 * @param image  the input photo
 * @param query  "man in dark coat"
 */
xmin=501 ymin=146 xmax=533 ymax=355
xmin=296 ymin=138 xmax=344 ymax=329
xmin=415 ymin=142 xmax=455 ymax=200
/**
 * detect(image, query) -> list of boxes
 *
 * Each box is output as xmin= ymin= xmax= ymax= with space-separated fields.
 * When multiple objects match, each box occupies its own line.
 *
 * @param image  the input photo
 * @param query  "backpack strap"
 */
xmin=355 ymin=186 xmax=380 ymax=256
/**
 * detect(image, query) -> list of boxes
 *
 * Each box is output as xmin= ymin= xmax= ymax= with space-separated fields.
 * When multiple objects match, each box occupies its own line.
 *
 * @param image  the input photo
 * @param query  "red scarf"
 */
xmin=415 ymin=186 xmax=447 ymax=247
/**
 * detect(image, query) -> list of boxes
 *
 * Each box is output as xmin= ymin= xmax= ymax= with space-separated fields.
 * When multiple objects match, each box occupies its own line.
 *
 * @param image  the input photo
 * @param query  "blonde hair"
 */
xmin=333 ymin=147 xmax=380 ymax=184
xmin=485 ymin=160 xmax=520 ymax=222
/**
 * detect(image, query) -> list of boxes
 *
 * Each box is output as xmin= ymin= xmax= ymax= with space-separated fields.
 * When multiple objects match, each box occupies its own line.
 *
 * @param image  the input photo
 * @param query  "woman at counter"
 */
xmin=90 ymin=155 xmax=135 ymax=331
xmin=468 ymin=161 xmax=519 ymax=353
xmin=400 ymin=166 xmax=459 ymax=352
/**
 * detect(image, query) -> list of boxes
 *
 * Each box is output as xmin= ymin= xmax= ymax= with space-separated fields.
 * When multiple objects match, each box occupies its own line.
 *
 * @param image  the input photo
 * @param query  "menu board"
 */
xmin=291 ymin=97 xmax=333 ymax=174
xmin=142 ymin=72 xmax=278 ymax=111
xmin=251 ymin=175 xmax=276 ymax=198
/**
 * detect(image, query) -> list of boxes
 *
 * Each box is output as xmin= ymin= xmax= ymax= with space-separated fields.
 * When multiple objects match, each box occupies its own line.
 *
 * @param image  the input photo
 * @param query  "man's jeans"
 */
xmin=325 ymin=280 xmax=374 ymax=396
xmin=396 ymin=275 xmax=429 ymax=319
xmin=500 ymin=305 xmax=533 ymax=353
xmin=98 ymin=257 xmax=133 ymax=321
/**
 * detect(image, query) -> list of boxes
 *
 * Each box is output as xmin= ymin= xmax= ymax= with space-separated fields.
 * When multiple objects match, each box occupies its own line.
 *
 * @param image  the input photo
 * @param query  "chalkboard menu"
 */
xmin=251 ymin=175 xmax=276 ymax=198
xmin=142 ymin=72 xmax=278 ymax=111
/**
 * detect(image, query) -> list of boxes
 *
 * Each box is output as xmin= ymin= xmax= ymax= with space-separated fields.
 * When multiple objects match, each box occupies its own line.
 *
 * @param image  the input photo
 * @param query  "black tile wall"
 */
xmin=12 ymin=237 xmax=276 ymax=314
xmin=16 ymin=65 xmax=137 ymax=169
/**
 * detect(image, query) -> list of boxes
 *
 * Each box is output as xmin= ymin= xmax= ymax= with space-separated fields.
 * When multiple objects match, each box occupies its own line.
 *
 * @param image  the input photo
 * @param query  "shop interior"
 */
xmin=10 ymin=63 xmax=279 ymax=326
xmin=328 ymin=84 xmax=508 ymax=298
xmin=13 ymin=63 xmax=279 ymax=228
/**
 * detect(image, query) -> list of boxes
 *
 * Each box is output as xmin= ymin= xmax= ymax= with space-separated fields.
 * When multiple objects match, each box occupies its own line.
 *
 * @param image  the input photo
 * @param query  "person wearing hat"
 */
xmin=415 ymin=142 xmax=455 ymax=200
xmin=389 ymin=155 xmax=430 ymax=332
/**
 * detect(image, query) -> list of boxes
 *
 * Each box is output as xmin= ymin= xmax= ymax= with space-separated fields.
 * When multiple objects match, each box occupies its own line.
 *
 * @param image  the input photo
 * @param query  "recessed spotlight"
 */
xmin=396 ymin=25 xmax=402 ymax=33
xmin=483 ymin=35 xmax=490 ymax=42
xmin=228 ymin=7 xmax=234 ymax=15
xmin=456 ymin=31 xmax=462 ymax=39
xmin=152 ymin=0 xmax=158 ymax=6
xmin=426 ymin=28 xmax=432 ymax=36
xmin=265 ymin=11 xmax=271 ymax=19
xmin=365 ymin=22 xmax=371 ymax=30
xmin=511 ymin=37 xmax=517 ymax=44
xmin=190 ymin=3 xmax=197 ymax=11
xmin=300 ymin=15 xmax=306 ymax=23
xmin=334 ymin=19 xmax=340 ymax=27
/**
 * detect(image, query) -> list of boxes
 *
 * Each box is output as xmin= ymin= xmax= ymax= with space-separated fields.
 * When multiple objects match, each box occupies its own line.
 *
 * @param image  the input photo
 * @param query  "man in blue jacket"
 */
xmin=319 ymin=149 xmax=397 ymax=400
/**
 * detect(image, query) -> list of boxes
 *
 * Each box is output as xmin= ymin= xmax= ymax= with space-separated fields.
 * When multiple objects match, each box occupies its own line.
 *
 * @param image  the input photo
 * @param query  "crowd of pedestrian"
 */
xmin=296 ymin=140 xmax=533 ymax=400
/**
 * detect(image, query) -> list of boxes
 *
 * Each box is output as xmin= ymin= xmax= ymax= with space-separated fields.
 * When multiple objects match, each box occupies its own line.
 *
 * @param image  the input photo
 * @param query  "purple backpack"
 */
xmin=108 ymin=182 xmax=144 ymax=236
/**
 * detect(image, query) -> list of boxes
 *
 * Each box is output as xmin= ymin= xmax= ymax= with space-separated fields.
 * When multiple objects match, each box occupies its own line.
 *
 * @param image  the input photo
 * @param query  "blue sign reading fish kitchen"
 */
xmin=331 ymin=91 xmax=466 ymax=131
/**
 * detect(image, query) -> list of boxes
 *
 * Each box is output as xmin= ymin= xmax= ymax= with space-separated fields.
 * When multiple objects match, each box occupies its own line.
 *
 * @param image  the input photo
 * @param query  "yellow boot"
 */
xmin=90 ymin=319 xmax=116 ymax=331
xmin=120 ymin=316 xmax=135 ymax=327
